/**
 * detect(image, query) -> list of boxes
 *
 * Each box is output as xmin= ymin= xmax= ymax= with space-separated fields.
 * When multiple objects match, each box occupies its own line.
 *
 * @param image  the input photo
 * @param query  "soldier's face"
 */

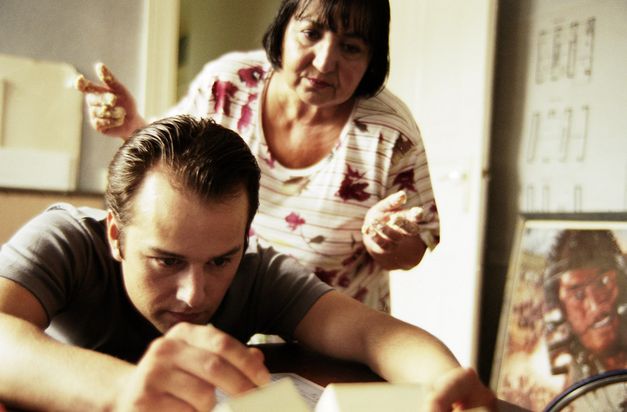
xmin=559 ymin=268 xmax=620 ymax=354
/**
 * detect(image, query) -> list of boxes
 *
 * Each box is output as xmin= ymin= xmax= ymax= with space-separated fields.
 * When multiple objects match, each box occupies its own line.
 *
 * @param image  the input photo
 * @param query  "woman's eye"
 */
xmin=302 ymin=29 xmax=321 ymax=41
xmin=342 ymin=43 xmax=363 ymax=54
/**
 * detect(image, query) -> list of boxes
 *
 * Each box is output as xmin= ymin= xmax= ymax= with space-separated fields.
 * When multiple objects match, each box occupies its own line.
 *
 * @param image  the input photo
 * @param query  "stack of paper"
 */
xmin=214 ymin=374 xmax=426 ymax=412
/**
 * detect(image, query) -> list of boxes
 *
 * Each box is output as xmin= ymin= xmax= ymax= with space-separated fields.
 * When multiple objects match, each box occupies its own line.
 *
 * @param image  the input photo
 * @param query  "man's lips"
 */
xmin=590 ymin=315 xmax=612 ymax=329
xmin=167 ymin=311 xmax=204 ymax=324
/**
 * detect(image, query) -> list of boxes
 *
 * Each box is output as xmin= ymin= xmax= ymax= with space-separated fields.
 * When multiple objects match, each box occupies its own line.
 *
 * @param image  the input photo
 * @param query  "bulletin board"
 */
xmin=517 ymin=0 xmax=627 ymax=212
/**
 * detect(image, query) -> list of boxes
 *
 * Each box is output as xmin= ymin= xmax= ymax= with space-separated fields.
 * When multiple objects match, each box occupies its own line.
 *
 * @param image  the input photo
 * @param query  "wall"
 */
xmin=0 ymin=190 xmax=103 ymax=243
xmin=0 ymin=0 xmax=145 ymax=193
xmin=481 ymin=0 xmax=627 ymax=381
xmin=177 ymin=0 xmax=282 ymax=98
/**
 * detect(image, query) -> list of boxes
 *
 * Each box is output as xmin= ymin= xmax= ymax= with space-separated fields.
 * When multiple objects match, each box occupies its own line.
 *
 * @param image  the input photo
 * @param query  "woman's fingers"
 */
xmin=75 ymin=74 xmax=109 ymax=93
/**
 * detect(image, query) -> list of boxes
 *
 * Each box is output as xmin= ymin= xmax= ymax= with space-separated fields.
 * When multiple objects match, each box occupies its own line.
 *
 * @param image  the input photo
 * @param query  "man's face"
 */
xmin=558 ymin=267 xmax=620 ymax=354
xmin=107 ymin=167 xmax=249 ymax=333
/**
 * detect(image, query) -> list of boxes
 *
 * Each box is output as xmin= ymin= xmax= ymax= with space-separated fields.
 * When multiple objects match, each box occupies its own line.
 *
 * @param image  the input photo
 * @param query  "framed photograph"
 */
xmin=490 ymin=214 xmax=627 ymax=411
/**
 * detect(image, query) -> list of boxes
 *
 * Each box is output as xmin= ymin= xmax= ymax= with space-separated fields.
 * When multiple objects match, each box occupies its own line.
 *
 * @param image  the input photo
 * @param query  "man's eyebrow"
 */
xmin=147 ymin=245 xmax=242 ymax=260
xmin=147 ymin=247 xmax=183 ymax=258
xmin=212 ymin=246 xmax=243 ymax=259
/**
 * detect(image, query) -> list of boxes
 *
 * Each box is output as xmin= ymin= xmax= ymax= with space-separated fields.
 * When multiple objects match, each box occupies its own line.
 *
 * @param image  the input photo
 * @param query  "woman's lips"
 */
xmin=307 ymin=77 xmax=332 ymax=88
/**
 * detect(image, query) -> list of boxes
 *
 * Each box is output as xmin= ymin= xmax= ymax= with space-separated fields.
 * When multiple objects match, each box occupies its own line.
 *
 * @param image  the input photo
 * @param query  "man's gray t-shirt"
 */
xmin=0 ymin=203 xmax=332 ymax=362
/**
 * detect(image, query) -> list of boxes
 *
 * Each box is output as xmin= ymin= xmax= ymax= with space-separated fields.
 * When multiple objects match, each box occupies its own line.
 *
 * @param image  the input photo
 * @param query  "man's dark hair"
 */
xmin=262 ymin=0 xmax=390 ymax=98
xmin=544 ymin=230 xmax=625 ymax=307
xmin=105 ymin=115 xmax=260 ymax=243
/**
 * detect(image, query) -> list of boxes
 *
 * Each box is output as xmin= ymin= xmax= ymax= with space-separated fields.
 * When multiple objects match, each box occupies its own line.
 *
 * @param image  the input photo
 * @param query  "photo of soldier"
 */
xmin=543 ymin=229 xmax=627 ymax=387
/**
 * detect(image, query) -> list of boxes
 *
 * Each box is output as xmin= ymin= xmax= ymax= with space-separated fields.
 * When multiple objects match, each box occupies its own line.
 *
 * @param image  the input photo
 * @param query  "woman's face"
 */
xmin=279 ymin=1 xmax=371 ymax=108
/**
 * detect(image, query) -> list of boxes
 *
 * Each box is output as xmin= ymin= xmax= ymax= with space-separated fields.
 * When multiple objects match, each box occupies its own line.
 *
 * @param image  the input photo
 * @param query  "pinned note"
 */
xmin=0 ymin=54 xmax=82 ymax=190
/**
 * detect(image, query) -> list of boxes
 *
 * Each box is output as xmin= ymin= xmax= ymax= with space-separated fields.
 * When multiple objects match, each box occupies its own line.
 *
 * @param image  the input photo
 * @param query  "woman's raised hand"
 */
xmin=75 ymin=63 xmax=146 ymax=139
xmin=362 ymin=191 xmax=424 ymax=250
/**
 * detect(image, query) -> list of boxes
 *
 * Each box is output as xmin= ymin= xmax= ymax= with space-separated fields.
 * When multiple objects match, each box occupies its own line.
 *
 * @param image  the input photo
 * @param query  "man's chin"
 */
xmin=582 ymin=329 xmax=619 ymax=354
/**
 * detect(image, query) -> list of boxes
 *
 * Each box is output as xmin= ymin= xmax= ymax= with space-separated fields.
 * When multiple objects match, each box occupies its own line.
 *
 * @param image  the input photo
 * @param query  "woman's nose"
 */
xmin=176 ymin=266 xmax=206 ymax=308
xmin=313 ymin=36 xmax=338 ymax=73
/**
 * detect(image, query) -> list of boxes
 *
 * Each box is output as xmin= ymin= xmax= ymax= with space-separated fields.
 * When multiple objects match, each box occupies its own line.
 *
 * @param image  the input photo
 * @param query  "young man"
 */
xmin=0 ymin=116 xmax=495 ymax=411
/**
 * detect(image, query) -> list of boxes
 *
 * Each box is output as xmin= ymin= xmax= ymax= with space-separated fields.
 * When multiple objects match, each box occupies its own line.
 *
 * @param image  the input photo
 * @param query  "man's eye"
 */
xmin=573 ymin=289 xmax=585 ymax=301
xmin=601 ymin=274 xmax=610 ymax=285
xmin=155 ymin=257 xmax=181 ymax=267
xmin=211 ymin=257 xmax=231 ymax=268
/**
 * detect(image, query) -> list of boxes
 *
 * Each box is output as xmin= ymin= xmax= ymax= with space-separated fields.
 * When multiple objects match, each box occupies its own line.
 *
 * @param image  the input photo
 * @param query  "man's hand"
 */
xmin=114 ymin=323 xmax=271 ymax=412
xmin=75 ymin=62 xmax=146 ymax=139
xmin=425 ymin=367 xmax=497 ymax=412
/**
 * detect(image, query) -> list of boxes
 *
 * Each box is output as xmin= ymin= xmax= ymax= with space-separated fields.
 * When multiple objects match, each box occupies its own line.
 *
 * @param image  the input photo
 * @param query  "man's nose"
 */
xmin=313 ymin=36 xmax=339 ymax=73
xmin=176 ymin=266 xmax=206 ymax=308
xmin=585 ymin=286 xmax=607 ymax=313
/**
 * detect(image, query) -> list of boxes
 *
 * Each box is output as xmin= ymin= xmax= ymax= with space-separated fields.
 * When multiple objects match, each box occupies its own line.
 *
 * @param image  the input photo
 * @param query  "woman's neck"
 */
xmin=261 ymin=71 xmax=355 ymax=168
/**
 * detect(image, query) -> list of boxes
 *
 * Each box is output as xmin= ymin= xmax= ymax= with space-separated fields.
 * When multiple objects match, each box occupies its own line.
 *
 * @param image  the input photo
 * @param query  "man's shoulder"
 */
xmin=240 ymin=237 xmax=291 ymax=269
xmin=39 ymin=203 xmax=107 ymax=233
xmin=8 ymin=202 xmax=107 ymax=248
xmin=44 ymin=202 xmax=107 ymax=221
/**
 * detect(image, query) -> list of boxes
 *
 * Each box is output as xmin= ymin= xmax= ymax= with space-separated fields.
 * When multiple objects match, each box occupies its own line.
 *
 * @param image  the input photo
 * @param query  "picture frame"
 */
xmin=490 ymin=213 xmax=627 ymax=411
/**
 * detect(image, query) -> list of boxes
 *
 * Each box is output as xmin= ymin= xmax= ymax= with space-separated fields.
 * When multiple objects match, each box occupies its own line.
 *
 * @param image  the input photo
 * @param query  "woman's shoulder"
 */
xmin=352 ymin=88 xmax=422 ymax=143
xmin=197 ymin=50 xmax=271 ymax=79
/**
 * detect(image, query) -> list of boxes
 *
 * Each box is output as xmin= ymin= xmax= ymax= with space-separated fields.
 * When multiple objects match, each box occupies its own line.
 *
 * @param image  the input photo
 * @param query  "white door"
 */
xmin=388 ymin=0 xmax=497 ymax=368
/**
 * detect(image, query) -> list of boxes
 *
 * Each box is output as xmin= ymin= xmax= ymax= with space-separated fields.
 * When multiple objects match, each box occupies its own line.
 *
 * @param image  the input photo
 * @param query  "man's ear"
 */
xmin=106 ymin=211 xmax=123 ymax=262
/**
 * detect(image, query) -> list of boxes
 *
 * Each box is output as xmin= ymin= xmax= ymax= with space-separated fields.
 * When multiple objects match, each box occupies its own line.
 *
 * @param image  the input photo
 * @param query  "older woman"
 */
xmin=78 ymin=0 xmax=440 ymax=312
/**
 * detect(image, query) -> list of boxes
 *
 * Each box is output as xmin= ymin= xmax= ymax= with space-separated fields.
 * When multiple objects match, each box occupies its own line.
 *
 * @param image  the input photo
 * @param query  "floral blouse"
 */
xmin=167 ymin=50 xmax=439 ymax=312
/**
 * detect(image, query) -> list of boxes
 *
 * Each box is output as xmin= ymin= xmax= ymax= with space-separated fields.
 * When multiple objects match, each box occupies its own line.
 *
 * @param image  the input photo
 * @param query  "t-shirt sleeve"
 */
xmin=217 ymin=240 xmax=333 ymax=341
xmin=0 ymin=205 xmax=99 ymax=321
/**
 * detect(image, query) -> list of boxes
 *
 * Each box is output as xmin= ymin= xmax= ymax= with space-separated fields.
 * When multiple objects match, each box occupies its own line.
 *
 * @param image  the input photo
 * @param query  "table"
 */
xmin=258 ymin=343 xmax=530 ymax=411
xmin=256 ymin=343 xmax=383 ymax=387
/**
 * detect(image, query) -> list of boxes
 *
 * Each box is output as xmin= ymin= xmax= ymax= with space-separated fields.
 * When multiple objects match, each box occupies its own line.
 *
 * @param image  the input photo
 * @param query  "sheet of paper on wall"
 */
xmin=0 ymin=53 xmax=82 ymax=191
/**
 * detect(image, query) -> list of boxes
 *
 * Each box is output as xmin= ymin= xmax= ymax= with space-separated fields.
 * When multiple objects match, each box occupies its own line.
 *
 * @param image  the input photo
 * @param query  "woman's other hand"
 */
xmin=361 ymin=191 xmax=428 ymax=270
xmin=75 ymin=63 xmax=146 ymax=139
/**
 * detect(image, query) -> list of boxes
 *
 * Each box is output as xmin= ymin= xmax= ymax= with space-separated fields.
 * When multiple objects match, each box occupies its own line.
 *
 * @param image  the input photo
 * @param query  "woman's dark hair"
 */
xmin=105 ymin=115 xmax=260 ymax=243
xmin=262 ymin=0 xmax=390 ymax=98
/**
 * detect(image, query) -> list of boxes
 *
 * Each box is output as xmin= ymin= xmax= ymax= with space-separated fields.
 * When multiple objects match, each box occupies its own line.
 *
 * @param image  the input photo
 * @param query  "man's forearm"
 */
xmin=0 ymin=313 xmax=131 ymax=412
xmin=363 ymin=314 xmax=460 ymax=384
xmin=295 ymin=292 xmax=459 ymax=384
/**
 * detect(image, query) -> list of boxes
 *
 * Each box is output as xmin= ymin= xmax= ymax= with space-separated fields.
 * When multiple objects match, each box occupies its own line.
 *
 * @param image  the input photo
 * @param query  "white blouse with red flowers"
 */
xmin=168 ymin=50 xmax=439 ymax=312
